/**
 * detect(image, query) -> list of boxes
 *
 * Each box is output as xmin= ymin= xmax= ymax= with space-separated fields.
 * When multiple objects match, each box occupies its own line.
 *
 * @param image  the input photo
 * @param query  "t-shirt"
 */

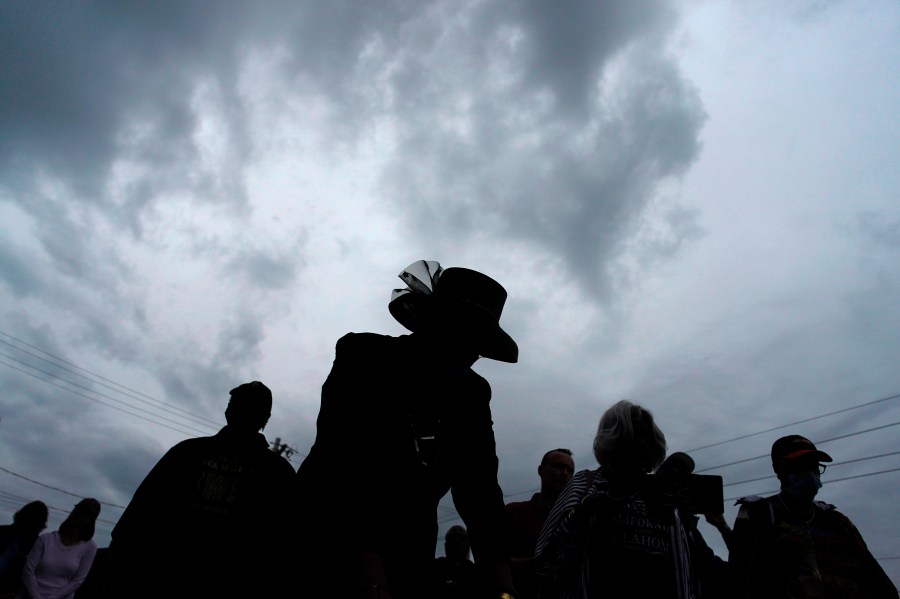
xmin=21 ymin=531 xmax=97 ymax=599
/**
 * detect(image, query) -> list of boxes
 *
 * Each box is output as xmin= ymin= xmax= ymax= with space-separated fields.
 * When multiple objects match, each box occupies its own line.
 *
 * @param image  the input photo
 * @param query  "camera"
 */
xmin=638 ymin=472 xmax=724 ymax=515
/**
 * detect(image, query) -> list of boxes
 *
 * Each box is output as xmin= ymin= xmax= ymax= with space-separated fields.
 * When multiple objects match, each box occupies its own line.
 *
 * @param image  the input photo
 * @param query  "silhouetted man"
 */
xmin=434 ymin=525 xmax=478 ymax=599
xmin=109 ymin=382 xmax=295 ymax=598
xmin=730 ymin=435 xmax=896 ymax=599
xmin=294 ymin=260 xmax=519 ymax=599
xmin=505 ymin=448 xmax=574 ymax=599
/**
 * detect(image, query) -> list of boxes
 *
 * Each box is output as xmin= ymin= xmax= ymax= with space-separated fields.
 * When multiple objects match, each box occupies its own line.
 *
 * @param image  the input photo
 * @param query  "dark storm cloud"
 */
xmin=225 ymin=242 xmax=306 ymax=291
xmin=2 ymin=0 xmax=703 ymax=303
xmin=378 ymin=0 xmax=705 ymax=299
xmin=0 ymin=2 xmax=250 ymax=217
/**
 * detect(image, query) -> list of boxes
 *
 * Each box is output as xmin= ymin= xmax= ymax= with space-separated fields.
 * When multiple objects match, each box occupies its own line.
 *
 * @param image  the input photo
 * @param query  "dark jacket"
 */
xmin=729 ymin=494 xmax=897 ymax=599
xmin=110 ymin=426 xmax=295 ymax=597
xmin=294 ymin=332 xmax=511 ymax=598
xmin=0 ymin=524 xmax=40 ymax=595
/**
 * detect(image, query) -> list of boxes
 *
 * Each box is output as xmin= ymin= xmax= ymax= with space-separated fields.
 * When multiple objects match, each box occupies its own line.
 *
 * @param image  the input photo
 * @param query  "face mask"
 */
xmin=783 ymin=471 xmax=822 ymax=502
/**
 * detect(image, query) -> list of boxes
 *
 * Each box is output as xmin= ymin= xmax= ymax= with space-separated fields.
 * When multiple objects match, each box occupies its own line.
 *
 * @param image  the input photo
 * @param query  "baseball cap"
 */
xmin=771 ymin=435 xmax=833 ymax=471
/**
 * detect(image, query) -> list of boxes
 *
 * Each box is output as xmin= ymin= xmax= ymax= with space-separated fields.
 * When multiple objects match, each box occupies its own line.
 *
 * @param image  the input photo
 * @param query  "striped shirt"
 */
xmin=534 ymin=468 xmax=696 ymax=599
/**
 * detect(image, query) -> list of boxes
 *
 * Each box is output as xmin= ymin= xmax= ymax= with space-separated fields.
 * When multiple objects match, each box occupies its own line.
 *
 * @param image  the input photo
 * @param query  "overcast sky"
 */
xmin=1 ymin=0 xmax=898 ymax=584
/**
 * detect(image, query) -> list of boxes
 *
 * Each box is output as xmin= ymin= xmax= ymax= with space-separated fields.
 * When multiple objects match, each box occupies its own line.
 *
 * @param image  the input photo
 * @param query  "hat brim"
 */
xmin=389 ymin=293 xmax=518 ymax=363
xmin=783 ymin=448 xmax=833 ymax=463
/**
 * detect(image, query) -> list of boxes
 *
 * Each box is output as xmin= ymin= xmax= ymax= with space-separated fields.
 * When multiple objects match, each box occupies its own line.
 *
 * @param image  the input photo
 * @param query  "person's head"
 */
xmin=771 ymin=435 xmax=832 ymax=504
xmin=12 ymin=500 xmax=48 ymax=538
xmin=656 ymin=451 xmax=695 ymax=476
xmin=389 ymin=260 xmax=518 ymax=365
xmin=59 ymin=498 xmax=100 ymax=542
xmin=592 ymin=400 xmax=667 ymax=475
xmin=539 ymin=448 xmax=575 ymax=500
xmin=225 ymin=381 xmax=272 ymax=432
xmin=444 ymin=525 xmax=470 ymax=561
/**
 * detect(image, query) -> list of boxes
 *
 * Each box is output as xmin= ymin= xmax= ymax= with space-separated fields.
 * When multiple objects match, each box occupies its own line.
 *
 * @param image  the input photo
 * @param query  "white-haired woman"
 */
xmin=535 ymin=400 xmax=696 ymax=599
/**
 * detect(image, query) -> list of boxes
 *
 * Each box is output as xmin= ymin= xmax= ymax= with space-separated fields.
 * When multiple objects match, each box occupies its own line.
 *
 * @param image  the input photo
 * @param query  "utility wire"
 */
xmin=0 ymin=351 xmax=216 ymax=436
xmin=685 ymin=392 xmax=900 ymax=453
xmin=0 ymin=466 xmax=126 ymax=509
xmin=724 ymin=466 xmax=900 ymax=503
xmin=0 ymin=358 xmax=208 ymax=438
xmin=696 ymin=420 xmax=900 ymax=473
xmin=0 ymin=331 xmax=221 ymax=427
xmin=722 ymin=450 xmax=900 ymax=488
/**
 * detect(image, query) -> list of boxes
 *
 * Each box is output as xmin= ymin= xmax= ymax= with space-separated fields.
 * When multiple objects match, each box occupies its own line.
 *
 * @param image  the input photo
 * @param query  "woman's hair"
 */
xmin=13 ymin=500 xmax=48 ymax=533
xmin=592 ymin=400 xmax=667 ymax=474
xmin=59 ymin=498 xmax=100 ymax=542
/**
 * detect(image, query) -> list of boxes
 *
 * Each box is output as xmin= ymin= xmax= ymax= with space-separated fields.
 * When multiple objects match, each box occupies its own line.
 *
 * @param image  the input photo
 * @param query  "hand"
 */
xmin=359 ymin=584 xmax=393 ymax=599
xmin=704 ymin=513 xmax=728 ymax=529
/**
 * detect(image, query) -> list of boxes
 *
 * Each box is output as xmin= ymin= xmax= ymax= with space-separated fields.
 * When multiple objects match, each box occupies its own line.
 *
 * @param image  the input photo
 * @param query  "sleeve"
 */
xmin=831 ymin=511 xmax=898 ymax=599
xmin=450 ymin=375 xmax=510 ymax=565
xmin=55 ymin=541 xmax=97 ymax=598
xmin=727 ymin=498 xmax=771 ymax=599
xmin=21 ymin=534 xmax=46 ymax=599
xmin=534 ymin=469 xmax=592 ymax=577
xmin=111 ymin=443 xmax=187 ymax=549
xmin=302 ymin=333 xmax=395 ymax=551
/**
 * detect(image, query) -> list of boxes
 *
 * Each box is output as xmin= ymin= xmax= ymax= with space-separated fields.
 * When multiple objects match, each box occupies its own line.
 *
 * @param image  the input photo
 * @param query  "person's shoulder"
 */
xmin=462 ymin=367 xmax=490 ymax=395
xmin=505 ymin=498 xmax=532 ymax=512
xmin=734 ymin=494 xmax=776 ymax=523
xmin=257 ymin=446 xmax=296 ymax=476
xmin=815 ymin=501 xmax=854 ymax=526
xmin=574 ymin=467 xmax=600 ymax=483
xmin=735 ymin=494 xmax=769 ymax=506
xmin=167 ymin=435 xmax=217 ymax=454
xmin=335 ymin=331 xmax=394 ymax=352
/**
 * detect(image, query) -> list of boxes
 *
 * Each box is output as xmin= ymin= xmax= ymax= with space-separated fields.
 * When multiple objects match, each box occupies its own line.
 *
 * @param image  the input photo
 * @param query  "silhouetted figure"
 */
xmin=109 ymin=381 xmax=295 ymax=598
xmin=656 ymin=451 xmax=731 ymax=599
xmin=535 ymin=400 xmax=697 ymax=599
xmin=729 ymin=435 xmax=897 ymax=599
xmin=506 ymin=448 xmax=574 ymax=599
xmin=294 ymin=260 xmax=519 ymax=599
xmin=0 ymin=500 xmax=47 ymax=598
xmin=434 ymin=525 xmax=478 ymax=599
xmin=71 ymin=547 xmax=108 ymax=599
xmin=21 ymin=498 xmax=100 ymax=599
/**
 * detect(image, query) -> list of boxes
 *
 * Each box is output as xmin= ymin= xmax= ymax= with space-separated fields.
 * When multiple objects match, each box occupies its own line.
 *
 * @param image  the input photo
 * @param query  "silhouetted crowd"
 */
xmin=1 ymin=260 xmax=895 ymax=599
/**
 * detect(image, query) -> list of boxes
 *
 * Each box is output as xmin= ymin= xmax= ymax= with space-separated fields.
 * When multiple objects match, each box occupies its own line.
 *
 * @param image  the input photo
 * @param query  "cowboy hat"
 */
xmin=389 ymin=260 xmax=518 ymax=363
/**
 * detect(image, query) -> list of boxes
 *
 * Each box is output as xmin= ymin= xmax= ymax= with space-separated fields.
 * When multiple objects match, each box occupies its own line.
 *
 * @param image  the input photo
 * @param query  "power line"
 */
xmin=496 ymin=421 xmax=900 ymax=502
xmin=0 ymin=331 xmax=221 ymax=427
xmin=685 ymin=392 xmax=900 ymax=453
xmin=722 ymin=450 xmax=900 ymax=488
xmin=0 ymin=351 xmax=216 ymax=435
xmin=0 ymin=358 xmax=209 ymax=437
xmin=724 ymin=466 xmax=900 ymax=503
xmin=696 ymin=420 xmax=900 ymax=474
xmin=0 ymin=465 xmax=126 ymax=510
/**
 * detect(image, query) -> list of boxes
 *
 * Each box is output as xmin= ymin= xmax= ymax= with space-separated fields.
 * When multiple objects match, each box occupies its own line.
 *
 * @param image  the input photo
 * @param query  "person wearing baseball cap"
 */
xmin=293 ymin=260 xmax=519 ymax=599
xmin=729 ymin=435 xmax=896 ymax=598
xmin=109 ymin=381 xmax=295 ymax=597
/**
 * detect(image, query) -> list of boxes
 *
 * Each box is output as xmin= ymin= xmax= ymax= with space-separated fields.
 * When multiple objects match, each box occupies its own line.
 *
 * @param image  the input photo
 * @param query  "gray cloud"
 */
xmin=377 ymin=0 xmax=705 ymax=300
xmin=2 ymin=0 xmax=703 ymax=304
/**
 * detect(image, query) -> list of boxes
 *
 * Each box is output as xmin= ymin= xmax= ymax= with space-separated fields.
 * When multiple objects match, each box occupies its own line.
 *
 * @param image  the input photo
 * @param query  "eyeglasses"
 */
xmin=781 ymin=461 xmax=827 ymax=475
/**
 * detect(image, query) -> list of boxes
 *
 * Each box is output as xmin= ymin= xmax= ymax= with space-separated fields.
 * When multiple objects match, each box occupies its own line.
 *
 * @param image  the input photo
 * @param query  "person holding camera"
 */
xmin=534 ymin=400 xmax=698 ymax=599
